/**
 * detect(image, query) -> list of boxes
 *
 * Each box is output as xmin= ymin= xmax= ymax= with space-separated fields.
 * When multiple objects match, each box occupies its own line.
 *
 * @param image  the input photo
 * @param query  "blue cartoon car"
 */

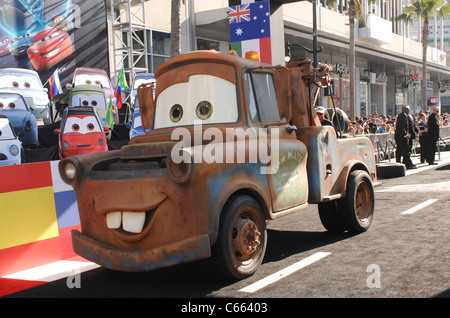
xmin=0 ymin=91 xmax=38 ymax=148
xmin=0 ymin=115 xmax=22 ymax=166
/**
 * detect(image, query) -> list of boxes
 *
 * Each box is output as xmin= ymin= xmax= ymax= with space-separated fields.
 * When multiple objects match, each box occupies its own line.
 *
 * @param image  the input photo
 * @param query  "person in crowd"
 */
xmin=417 ymin=112 xmax=428 ymax=164
xmin=315 ymin=106 xmax=333 ymax=127
xmin=405 ymin=106 xmax=417 ymax=153
xmin=426 ymin=106 xmax=440 ymax=165
xmin=394 ymin=105 xmax=416 ymax=169
xmin=368 ymin=117 xmax=378 ymax=134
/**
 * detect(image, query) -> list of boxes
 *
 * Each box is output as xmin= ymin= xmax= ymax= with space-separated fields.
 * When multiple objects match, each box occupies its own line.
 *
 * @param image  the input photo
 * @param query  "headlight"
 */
xmin=63 ymin=141 xmax=69 ymax=149
xmin=59 ymin=159 xmax=81 ymax=185
xmin=167 ymin=149 xmax=192 ymax=183
xmin=10 ymin=145 xmax=19 ymax=156
xmin=32 ymin=49 xmax=40 ymax=54
xmin=98 ymin=139 xmax=104 ymax=146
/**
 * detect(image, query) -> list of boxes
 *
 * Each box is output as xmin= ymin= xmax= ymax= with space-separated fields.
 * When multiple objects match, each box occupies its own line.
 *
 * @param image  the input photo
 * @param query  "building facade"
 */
xmin=108 ymin=0 xmax=450 ymax=118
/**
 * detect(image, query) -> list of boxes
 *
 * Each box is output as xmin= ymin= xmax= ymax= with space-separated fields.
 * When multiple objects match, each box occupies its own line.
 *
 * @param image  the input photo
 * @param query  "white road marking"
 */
xmin=2 ymin=260 xmax=100 ymax=282
xmin=376 ymin=181 xmax=450 ymax=193
xmin=401 ymin=199 xmax=438 ymax=215
xmin=239 ymin=252 xmax=331 ymax=293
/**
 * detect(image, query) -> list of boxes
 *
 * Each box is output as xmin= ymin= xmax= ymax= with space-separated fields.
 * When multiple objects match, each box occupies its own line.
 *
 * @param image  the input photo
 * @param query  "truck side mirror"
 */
xmin=274 ymin=67 xmax=292 ymax=124
xmin=137 ymin=83 xmax=154 ymax=132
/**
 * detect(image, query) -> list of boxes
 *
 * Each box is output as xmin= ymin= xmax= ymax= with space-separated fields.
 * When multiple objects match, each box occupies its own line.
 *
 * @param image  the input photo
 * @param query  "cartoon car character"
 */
xmin=9 ymin=32 xmax=33 ymax=59
xmin=0 ymin=68 xmax=51 ymax=125
xmin=128 ymin=105 xmax=150 ymax=139
xmin=59 ymin=51 xmax=378 ymax=280
xmin=27 ymin=27 xmax=73 ymax=72
xmin=68 ymin=84 xmax=109 ymax=125
xmin=54 ymin=106 xmax=109 ymax=158
xmin=130 ymin=73 xmax=155 ymax=107
xmin=71 ymin=67 xmax=115 ymax=107
xmin=0 ymin=37 xmax=12 ymax=57
xmin=0 ymin=115 xmax=22 ymax=166
xmin=0 ymin=91 xmax=38 ymax=148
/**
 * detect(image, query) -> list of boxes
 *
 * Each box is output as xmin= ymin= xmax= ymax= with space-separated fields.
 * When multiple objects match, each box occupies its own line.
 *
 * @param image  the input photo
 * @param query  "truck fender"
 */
xmin=335 ymin=160 xmax=371 ymax=197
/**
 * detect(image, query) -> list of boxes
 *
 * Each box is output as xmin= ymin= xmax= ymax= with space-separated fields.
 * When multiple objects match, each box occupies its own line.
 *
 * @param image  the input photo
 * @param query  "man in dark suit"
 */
xmin=395 ymin=105 xmax=416 ymax=169
xmin=426 ymin=106 xmax=440 ymax=165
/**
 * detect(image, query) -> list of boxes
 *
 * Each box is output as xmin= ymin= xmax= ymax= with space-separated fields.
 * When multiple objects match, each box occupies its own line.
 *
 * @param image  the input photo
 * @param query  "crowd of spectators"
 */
xmin=347 ymin=109 xmax=449 ymax=137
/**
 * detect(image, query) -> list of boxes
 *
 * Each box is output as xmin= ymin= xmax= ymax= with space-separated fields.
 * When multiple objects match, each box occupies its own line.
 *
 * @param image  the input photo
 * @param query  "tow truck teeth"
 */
xmin=106 ymin=211 xmax=122 ymax=229
xmin=106 ymin=211 xmax=146 ymax=233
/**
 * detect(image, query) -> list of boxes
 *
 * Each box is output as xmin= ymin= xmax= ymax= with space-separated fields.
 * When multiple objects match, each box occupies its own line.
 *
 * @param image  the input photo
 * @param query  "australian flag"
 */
xmin=229 ymin=1 xmax=270 ymax=43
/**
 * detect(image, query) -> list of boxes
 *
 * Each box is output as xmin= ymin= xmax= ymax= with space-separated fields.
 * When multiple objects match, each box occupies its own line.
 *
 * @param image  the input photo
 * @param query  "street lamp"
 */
xmin=285 ymin=0 xmax=322 ymax=66
xmin=285 ymin=41 xmax=322 ymax=63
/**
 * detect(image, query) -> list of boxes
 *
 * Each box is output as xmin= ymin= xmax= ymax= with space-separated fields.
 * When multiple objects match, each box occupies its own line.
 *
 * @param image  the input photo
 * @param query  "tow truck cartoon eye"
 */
xmin=170 ymin=104 xmax=183 ymax=123
xmin=196 ymin=101 xmax=213 ymax=120
xmin=155 ymin=74 xmax=238 ymax=129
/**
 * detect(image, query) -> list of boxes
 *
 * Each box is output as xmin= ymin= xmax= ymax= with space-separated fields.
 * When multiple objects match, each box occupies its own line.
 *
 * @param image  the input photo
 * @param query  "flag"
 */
xmin=48 ymin=70 xmax=62 ymax=99
xmin=228 ymin=4 xmax=251 ymax=24
xmin=106 ymin=97 xmax=114 ymax=130
xmin=114 ymin=83 xmax=122 ymax=109
xmin=228 ymin=0 xmax=272 ymax=64
xmin=118 ymin=66 xmax=129 ymax=90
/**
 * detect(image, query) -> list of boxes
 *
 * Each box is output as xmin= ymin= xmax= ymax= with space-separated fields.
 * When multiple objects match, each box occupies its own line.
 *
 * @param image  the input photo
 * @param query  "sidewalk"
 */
xmin=378 ymin=149 xmax=450 ymax=177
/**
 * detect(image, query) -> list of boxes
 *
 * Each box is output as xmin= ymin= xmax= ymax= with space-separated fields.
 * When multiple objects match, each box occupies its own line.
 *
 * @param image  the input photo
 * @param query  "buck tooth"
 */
xmin=122 ymin=212 xmax=146 ymax=233
xmin=106 ymin=211 xmax=122 ymax=229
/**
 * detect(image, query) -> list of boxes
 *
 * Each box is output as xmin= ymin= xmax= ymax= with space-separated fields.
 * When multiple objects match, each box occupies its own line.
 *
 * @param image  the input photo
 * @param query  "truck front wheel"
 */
xmin=213 ymin=195 xmax=267 ymax=280
xmin=340 ymin=170 xmax=374 ymax=233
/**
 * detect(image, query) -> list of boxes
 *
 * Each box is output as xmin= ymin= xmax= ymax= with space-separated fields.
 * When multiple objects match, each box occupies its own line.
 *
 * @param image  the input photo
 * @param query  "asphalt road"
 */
xmin=5 ymin=153 xmax=450 ymax=305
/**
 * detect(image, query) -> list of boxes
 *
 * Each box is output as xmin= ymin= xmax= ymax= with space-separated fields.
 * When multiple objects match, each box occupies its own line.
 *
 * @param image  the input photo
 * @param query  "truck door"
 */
xmin=245 ymin=71 xmax=308 ymax=213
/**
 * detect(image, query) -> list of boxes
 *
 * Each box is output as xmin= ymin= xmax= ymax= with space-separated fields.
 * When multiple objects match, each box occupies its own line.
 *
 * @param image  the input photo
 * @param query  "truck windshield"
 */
xmin=154 ymin=74 xmax=238 ymax=129
xmin=245 ymin=72 xmax=280 ymax=123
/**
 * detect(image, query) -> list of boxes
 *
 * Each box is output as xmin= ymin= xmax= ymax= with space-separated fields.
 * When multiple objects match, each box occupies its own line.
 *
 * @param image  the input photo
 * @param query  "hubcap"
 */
xmin=355 ymin=182 xmax=372 ymax=221
xmin=232 ymin=217 xmax=261 ymax=261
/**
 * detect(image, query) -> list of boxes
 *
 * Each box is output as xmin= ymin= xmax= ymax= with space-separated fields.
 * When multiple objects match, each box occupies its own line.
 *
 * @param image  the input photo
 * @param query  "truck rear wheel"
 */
xmin=340 ymin=170 xmax=374 ymax=233
xmin=213 ymin=195 xmax=267 ymax=280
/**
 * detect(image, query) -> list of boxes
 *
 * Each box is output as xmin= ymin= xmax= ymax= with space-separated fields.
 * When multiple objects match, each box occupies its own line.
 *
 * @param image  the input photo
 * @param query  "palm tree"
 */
xmin=170 ymin=0 xmax=183 ymax=57
xmin=348 ymin=0 xmax=363 ymax=120
xmin=396 ymin=12 xmax=414 ymax=38
xmin=398 ymin=0 xmax=447 ymax=108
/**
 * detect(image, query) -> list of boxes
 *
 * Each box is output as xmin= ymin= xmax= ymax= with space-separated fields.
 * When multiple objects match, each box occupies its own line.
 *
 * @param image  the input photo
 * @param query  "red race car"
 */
xmin=54 ymin=106 xmax=109 ymax=159
xmin=27 ymin=27 xmax=73 ymax=72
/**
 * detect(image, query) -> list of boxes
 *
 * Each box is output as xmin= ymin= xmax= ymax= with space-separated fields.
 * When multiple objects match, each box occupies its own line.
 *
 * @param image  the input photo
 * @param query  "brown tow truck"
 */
xmin=59 ymin=50 xmax=379 ymax=279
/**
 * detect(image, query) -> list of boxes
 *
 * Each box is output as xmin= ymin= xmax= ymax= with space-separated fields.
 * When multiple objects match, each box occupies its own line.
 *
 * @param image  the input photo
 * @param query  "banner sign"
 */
xmin=0 ymin=0 xmax=108 ymax=86
xmin=228 ymin=0 xmax=272 ymax=64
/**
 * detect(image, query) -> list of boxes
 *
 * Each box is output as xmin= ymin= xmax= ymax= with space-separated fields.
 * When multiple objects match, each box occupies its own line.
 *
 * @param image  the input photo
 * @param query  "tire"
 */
xmin=318 ymin=200 xmax=345 ymax=233
xmin=376 ymin=163 xmax=405 ymax=179
xmin=339 ymin=170 xmax=375 ymax=233
xmin=212 ymin=195 xmax=267 ymax=280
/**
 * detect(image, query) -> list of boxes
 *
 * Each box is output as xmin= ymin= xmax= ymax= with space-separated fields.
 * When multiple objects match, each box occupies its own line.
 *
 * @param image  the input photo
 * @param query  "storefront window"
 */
xmin=197 ymin=38 xmax=219 ymax=51
xmin=152 ymin=31 xmax=171 ymax=56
